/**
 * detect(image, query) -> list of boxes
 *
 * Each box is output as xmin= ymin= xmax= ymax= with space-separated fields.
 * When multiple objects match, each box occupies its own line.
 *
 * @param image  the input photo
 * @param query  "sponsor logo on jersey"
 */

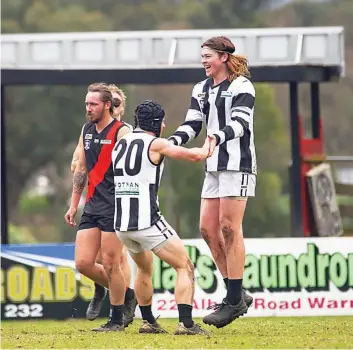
xmin=100 ymin=139 xmax=112 ymax=145
xmin=84 ymin=140 xmax=91 ymax=150
xmin=115 ymin=182 xmax=139 ymax=196
xmin=85 ymin=134 xmax=93 ymax=139
xmin=221 ymin=91 xmax=232 ymax=98
xmin=198 ymin=92 xmax=206 ymax=109
xmin=94 ymin=139 xmax=99 ymax=143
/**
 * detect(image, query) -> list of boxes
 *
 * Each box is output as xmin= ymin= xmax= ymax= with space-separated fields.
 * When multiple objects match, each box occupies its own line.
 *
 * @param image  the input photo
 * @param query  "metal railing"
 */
xmin=1 ymin=27 xmax=345 ymax=71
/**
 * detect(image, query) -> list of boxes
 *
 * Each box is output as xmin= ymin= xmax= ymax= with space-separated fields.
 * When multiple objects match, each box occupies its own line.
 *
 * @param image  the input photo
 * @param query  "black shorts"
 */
xmin=78 ymin=212 xmax=115 ymax=232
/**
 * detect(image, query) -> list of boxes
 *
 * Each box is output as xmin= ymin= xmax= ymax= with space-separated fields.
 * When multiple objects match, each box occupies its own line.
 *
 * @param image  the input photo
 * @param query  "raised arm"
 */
xmin=65 ymin=135 xmax=87 ymax=226
xmin=150 ymin=137 xmax=210 ymax=163
xmin=168 ymin=84 xmax=204 ymax=146
xmin=213 ymin=79 xmax=255 ymax=146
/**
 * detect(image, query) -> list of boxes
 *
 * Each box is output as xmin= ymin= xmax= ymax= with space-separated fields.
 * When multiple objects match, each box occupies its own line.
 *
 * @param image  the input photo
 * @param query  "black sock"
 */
xmin=94 ymin=283 xmax=106 ymax=300
xmin=124 ymin=287 xmax=135 ymax=303
xmin=110 ymin=304 xmax=124 ymax=325
xmin=226 ymin=279 xmax=243 ymax=305
xmin=139 ymin=305 xmax=156 ymax=324
xmin=223 ymin=277 xmax=229 ymax=290
xmin=177 ymin=304 xmax=194 ymax=328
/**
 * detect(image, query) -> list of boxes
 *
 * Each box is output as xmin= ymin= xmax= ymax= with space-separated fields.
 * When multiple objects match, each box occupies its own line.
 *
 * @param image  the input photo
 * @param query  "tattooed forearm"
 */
xmin=73 ymin=170 xmax=87 ymax=193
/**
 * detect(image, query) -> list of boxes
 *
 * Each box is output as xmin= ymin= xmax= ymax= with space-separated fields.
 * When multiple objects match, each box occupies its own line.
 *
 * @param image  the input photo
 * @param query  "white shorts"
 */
xmin=116 ymin=217 xmax=178 ymax=255
xmin=201 ymin=171 xmax=256 ymax=198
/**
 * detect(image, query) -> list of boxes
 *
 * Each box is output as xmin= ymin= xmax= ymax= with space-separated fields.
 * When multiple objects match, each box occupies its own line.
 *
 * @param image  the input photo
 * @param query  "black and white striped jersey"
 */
xmin=169 ymin=76 xmax=257 ymax=174
xmin=112 ymin=131 xmax=164 ymax=231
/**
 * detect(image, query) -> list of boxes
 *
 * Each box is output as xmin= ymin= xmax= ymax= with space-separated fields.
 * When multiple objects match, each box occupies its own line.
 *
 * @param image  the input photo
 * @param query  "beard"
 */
xmin=86 ymin=109 xmax=105 ymax=123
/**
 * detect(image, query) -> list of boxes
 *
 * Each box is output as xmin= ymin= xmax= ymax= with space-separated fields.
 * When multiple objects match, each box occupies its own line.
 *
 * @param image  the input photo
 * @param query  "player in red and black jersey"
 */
xmin=70 ymin=85 xmax=136 ymax=326
xmin=70 ymin=85 xmax=135 ymax=324
xmin=65 ymin=83 xmax=132 ymax=331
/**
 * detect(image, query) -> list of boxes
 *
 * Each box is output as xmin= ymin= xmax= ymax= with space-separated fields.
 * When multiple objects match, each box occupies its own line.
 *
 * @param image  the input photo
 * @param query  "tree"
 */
xmin=2 ymin=0 xmax=296 ymax=241
xmin=2 ymin=0 xmax=115 ymax=242
xmin=1 ymin=1 xmax=111 ymax=33
xmin=178 ymin=0 xmax=277 ymax=29
xmin=265 ymin=0 xmax=353 ymax=155
xmin=243 ymin=84 xmax=290 ymax=237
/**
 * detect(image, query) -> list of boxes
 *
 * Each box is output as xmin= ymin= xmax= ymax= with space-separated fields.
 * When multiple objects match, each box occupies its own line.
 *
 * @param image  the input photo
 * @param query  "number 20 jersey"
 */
xmin=112 ymin=131 xmax=164 ymax=231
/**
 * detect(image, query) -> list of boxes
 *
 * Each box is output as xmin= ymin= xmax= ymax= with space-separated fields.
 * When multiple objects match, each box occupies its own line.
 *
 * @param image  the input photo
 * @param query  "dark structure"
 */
xmin=1 ymin=27 xmax=345 ymax=242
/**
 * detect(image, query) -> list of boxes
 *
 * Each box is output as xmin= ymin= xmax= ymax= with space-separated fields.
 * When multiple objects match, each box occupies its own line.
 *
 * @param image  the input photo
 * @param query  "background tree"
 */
xmin=265 ymin=0 xmax=353 ymax=155
xmin=2 ymin=0 xmax=349 ymax=242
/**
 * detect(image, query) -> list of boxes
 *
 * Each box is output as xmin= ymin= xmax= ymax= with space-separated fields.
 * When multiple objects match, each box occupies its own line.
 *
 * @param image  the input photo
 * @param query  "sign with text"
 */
xmin=1 ymin=238 xmax=352 ymax=320
xmin=1 ymin=244 xmax=102 ymax=320
xmin=150 ymin=238 xmax=353 ymax=318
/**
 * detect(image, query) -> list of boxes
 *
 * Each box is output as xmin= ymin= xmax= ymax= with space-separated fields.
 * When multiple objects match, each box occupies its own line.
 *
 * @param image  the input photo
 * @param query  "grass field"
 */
xmin=2 ymin=316 xmax=353 ymax=349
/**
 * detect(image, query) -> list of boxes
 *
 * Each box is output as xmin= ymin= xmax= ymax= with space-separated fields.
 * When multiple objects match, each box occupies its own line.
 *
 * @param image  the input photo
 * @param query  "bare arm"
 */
xmin=72 ymin=138 xmax=87 ymax=202
xmin=150 ymin=137 xmax=210 ymax=163
xmin=65 ymin=136 xmax=87 ymax=226
xmin=71 ymin=135 xmax=83 ymax=173
xmin=117 ymin=125 xmax=131 ymax=141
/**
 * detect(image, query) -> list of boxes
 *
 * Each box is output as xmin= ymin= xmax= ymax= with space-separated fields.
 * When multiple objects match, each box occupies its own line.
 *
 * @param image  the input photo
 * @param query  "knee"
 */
xmin=95 ymin=251 xmax=103 ymax=264
xmin=137 ymin=264 xmax=153 ymax=278
xmin=102 ymin=258 xmax=112 ymax=273
xmin=200 ymin=225 xmax=211 ymax=246
xmin=177 ymin=257 xmax=194 ymax=278
xmin=220 ymin=217 xmax=242 ymax=244
xmin=200 ymin=225 xmax=222 ymax=250
xmin=75 ymin=258 xmax=92 ymax=275
xmin=220 ymin=216 xmax=232 ymax=233
xmin=120 ymin=249 xmax=128 ymax=266
xmin=101 ymin=252 xmax=120 ymax=273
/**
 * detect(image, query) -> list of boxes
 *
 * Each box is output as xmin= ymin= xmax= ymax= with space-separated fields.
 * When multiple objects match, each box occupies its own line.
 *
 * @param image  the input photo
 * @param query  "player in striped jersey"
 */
xmin=113 ymin=100 xmax=209 ymax=335
xmin=65 ymin=83 xmax=135 ymax=332
xmin=169 ymin=36 xmax=255 ymax=328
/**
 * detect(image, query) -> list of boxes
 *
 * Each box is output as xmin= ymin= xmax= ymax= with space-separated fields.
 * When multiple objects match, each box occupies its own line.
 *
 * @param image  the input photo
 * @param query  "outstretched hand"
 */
xmin=199 ymin=137 xmax=210 ymax=160
xmin=207 ymin=134 xmax=217 ymax=157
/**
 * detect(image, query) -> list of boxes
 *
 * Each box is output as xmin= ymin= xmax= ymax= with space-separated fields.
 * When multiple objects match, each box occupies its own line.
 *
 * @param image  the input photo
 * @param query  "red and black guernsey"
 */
xmin=82 ymin=119 xmax=124 ymax=217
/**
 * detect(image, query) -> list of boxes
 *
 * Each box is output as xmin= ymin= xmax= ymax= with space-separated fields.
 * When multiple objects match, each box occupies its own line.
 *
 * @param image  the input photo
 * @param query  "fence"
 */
xmin=1 ymin=237 xmax=353 ymax=320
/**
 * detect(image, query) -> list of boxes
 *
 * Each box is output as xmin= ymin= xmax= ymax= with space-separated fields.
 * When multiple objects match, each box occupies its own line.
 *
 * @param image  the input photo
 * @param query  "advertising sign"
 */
xmin=151 ymin=238 xmax=353 ymax=318
xmin=1 ymin=244 xmax=101 ymax=320
xmin=1 ymin=238 xmax=352 ymax=320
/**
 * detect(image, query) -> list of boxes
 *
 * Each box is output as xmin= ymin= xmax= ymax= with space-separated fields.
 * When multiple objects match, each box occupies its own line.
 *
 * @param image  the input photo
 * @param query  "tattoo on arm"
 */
xmin=73 ymin=170 xmax=87 ymax=193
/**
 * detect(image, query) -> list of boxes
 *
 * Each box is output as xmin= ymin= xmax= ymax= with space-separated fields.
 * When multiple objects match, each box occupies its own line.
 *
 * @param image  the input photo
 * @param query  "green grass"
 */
xmin=1 ymin=317 xmax=353 ymax=349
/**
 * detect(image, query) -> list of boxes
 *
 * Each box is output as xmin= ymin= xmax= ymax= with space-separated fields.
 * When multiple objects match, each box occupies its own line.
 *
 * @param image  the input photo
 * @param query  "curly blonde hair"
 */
xmin=108 ymin=84 xmax=127 ymax=109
